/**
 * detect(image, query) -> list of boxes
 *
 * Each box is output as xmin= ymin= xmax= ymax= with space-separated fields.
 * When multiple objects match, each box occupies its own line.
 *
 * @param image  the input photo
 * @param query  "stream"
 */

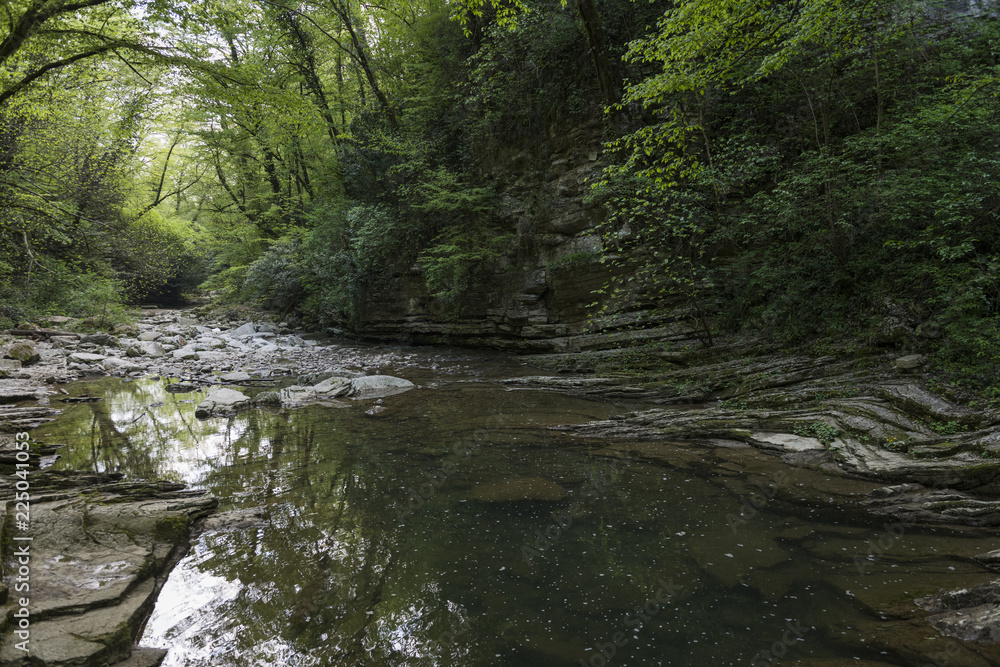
xmin=36 ymin=343 xmax=1000 ymax=666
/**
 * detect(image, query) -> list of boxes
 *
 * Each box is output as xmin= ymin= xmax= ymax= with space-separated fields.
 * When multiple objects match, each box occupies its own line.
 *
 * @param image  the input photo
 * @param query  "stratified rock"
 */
xmin=69 ymin=352 xmax=107 ymax=364
xmin=0 ymin=473 xmax=217 ymax=666
xmin=0 ymin=388 xmax=44 ymax=404
xmin=349 ymin=375 xmax=415 ymax=399
xmin=917 ymin=580 xmax=1000 ymax=642
xmin=195 ymin=387 xmax=250 ymax=418
xmin=863 ymin=485 xmax=1000 ymax=527
xmin=5 ymin=342 xmax=40 ymax=366
xmin=81 ymin=333 xmax=118 ymax=347
xmin=974 ymin=549 xmax=1000 ymax=572
xmin=471 ymin=477 xmax=568 ymax=502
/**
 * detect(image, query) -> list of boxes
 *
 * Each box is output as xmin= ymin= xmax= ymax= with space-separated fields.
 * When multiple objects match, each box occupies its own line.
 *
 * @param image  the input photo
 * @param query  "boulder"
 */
xmin=254 ymin=391 xmax=282 ymax=406
xmin=471 ymin=477 xmax=568 ymax=502
xmin=232 ymin=322 xmax=257 ymax=336
xmin=5 ymin=341 xmax=40 ymax=366
xmin=81 ymin=333 xmax=118 ymax=347
xmin=195 ymin=388 xmax=251 ymax=418
xmin=137 ymin=330 xmax=161 ymax=341
xmin=349 ymin=375 xmax=415 ymax=399
xmin=137 ymin=341 xmax=165 ymax=357
xmin=220 ymin=371 xmax=252 ymax=383
xmin=896 ymin=354 xmax=926 ymax=370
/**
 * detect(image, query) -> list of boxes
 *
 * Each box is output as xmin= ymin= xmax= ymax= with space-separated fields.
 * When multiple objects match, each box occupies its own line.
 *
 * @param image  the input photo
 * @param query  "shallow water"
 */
xmin=38 ymin=348 xmax=999 ymax=666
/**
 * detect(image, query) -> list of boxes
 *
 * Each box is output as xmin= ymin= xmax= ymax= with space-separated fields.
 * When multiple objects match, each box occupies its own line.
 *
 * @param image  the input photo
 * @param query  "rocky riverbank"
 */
xmin=0 ymin=307 xmax=424 ymax=665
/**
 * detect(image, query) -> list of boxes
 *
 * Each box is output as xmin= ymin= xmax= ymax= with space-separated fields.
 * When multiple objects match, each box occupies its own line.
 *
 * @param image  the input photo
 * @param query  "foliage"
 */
xmin=793 ymin=421 xmax=840 ymax=445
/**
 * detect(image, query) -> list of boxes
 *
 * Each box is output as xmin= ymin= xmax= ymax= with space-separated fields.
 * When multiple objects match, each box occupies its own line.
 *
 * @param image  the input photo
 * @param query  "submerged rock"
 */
xmin=471 ymin=477 xmax=568 ymax=502
xmin=195 ymin=387 xmax=251 ymax=417
xmin=165 ymin=381 xmax=200 ymax=394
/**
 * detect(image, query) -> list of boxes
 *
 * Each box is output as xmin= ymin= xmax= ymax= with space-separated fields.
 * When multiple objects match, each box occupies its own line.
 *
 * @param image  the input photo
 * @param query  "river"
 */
xmin=37 ymin=343 xmax=998 ymax=666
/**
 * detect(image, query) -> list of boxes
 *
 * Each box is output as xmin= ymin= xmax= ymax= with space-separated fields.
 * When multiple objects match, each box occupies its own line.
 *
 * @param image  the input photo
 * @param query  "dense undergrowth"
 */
xmin=1 ymin=0 xmax=998 ymax=398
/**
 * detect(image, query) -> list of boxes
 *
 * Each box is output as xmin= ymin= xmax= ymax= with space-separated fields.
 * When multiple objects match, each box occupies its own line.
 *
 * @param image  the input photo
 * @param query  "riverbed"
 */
xmin=34 ymin=343 xmax=1000 ymax=667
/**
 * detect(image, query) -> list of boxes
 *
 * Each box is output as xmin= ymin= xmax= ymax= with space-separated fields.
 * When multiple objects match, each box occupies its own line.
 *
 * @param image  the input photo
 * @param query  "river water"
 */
xmin=38 ymin=345 xmax=999 ymax=666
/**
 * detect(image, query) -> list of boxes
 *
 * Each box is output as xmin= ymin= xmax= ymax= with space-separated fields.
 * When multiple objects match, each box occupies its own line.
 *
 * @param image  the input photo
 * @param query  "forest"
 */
xmin=0 ymin=0 xmax=998 ymax=393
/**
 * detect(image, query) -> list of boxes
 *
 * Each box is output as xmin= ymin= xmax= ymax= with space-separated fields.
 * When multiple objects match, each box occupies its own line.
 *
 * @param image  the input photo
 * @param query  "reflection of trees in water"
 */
xmin=196 ymin=408 xmax=408 ymax=664
xmin=55 ymin=380 xmax=218 ymax=481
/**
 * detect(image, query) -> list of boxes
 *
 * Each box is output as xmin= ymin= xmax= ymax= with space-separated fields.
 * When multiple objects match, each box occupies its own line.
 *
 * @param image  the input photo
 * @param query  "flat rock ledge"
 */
xmin=0 ymin=470 xmax=218 ymax=666
xmin=917 ymin=580 xmax=1000 ymax=643
xmin=548 ymin=352 xmax=1000 ymax=526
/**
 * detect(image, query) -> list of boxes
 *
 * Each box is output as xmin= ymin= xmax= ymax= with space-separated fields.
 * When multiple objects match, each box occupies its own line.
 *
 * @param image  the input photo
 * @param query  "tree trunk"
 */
xmin=575 ymin=0 xmax=618 ymax=106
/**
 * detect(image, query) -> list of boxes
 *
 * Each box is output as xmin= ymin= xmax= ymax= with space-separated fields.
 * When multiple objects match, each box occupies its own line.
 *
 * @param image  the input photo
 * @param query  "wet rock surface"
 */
xmin=0 ymin=471 xmax=217 ymax=666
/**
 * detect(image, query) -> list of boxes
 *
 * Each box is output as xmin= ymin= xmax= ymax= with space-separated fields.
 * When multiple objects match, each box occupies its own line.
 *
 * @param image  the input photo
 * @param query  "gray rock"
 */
xmin=232 ymin=322 xmax=257 ymax=336
xmin=102 ymin=357 xmax=143 ymax=374
xmin=974 ymin=549 xmax=1000 ymax=572
xmin=171 ymin=347 xmax=200 ymax=361
xmin=5 ymin=341 xmax=40 ymax=366
xmin=137 ymin=330 xmax=161 ymax=341
xmin=125 ymin=345 xmax=144 ymax=358
xmin=159 ymin=335 xmax=187 ymax=348
xmin=0 ymin=359 xmax=22 ymax=370
xmin=48 ymin=335 xmax=79 ymax=348
xmin=69 ymin=352 xmax=107 ymax=364
xmin=349 ymin=375 xmax=415 ymax=399
xmin=220 ymin=371 xmax=252 ymax=383
xmin=254 ymin=391 xmax=282 ymax=406
xmin=917 ymin=580 xmax=1000 ymax=642
xmin=896 ymin=354 xmax=926 ymax=370
xmin=0 ymin=473 xmax=216 ymax=666
xmin=279 ymin=377 xmax=353 ymax=405
xmin=137 ymin=341 xmax=165 ymax=357
xmin=81 ymin=333 xmax=118 ymax=346
xmin=195 ymin=388 xmax=251 ymax=418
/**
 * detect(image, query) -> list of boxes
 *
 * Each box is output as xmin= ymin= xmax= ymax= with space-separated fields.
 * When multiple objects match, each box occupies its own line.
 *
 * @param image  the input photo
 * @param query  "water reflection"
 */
xmin=37 ymin=370 xmax=1000 ymax=666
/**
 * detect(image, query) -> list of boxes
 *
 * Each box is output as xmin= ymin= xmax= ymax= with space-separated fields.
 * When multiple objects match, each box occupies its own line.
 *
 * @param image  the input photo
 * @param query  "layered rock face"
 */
xmin=353 ymin=125 xmax=692 ymax=353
